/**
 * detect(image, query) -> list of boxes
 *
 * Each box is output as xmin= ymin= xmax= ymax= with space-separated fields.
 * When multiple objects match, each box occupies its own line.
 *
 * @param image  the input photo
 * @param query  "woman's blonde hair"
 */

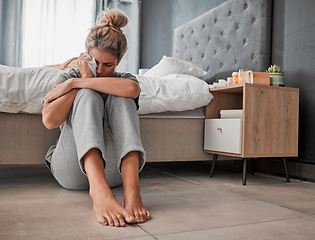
xmin=85 ymin=9 xmax=128 ymax=60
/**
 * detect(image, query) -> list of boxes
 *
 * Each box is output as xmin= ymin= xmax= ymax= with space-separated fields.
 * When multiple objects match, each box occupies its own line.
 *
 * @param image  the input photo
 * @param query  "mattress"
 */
xmin=139 ymin=107 xmax=205 ymax=119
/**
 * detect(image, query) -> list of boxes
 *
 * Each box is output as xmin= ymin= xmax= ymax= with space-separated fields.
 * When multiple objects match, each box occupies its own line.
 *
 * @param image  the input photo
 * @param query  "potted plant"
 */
xmin=266 ymin=64 xmax=285 ymax=86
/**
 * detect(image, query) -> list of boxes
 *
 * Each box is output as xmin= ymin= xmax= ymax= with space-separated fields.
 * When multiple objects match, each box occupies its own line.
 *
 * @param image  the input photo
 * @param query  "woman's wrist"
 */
xmin=68 ymin=78 xmax=76 ymax=89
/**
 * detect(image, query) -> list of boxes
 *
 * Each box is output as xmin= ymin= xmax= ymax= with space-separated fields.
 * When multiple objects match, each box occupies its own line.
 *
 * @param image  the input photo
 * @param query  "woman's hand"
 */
xmin=44 ymin=80 xmax=73 ymax=105
xmin=77 ymin=52 xmax=94 ymax=78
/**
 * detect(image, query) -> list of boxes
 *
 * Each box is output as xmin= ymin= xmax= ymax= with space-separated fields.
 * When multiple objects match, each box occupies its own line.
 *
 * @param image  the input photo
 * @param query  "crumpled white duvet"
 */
xmin=0 ymin=65 xmax=65 ymax=114
xmin=137 ymin=73 xmax=213 ymax=114
xmin=0 ymin=65 xmax=213 ymax=115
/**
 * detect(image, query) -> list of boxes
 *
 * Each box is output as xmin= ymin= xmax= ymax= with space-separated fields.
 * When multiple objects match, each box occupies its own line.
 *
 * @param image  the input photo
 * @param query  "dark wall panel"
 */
xmin=273 ymin=0 xmax=315 ymax=163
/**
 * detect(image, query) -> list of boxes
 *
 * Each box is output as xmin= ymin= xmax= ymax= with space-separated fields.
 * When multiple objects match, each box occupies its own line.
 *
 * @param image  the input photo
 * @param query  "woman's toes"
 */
xmin=112 ymin=215 xmax=120 ymax=227
xmin=97 ymin=216 xmax=107 ymax=225
xmin=146 ymin=211 xmax=151 ymax=220
xmin=122 ymin=210 xmax=136 ymax=224
xmin=102 ymin=218 xmax=109 ymax=226
xmin=140 ymin=218 xmax=145 ymax=223
xmin=117 ymin=215 xmax=126 ymax=227
xmin=139 ymin=212 xmax=146 ymax=223
xmin=114 ymin=221 xmax=120 ymax=227
xmin=134 ymin=212 xmax=141 ymax=223
xmin=105 ymin=215 xmax=114 ymax=227
xmin=126 ymin=215 xmax=136 ymax=224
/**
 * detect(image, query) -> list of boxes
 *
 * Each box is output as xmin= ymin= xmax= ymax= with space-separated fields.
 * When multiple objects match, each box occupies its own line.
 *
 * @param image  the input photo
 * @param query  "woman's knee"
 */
xmin=71 ymin=89 xmax=104 ymax=119
xmin=75 ymin=88 xmax=103 ymax=106
xmin=106 ymin=95 xmax=136 ymax=112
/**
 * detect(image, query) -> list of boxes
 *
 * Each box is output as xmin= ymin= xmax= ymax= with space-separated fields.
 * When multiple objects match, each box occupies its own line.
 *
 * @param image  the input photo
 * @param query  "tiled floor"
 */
xmin=1 ymin=161 xmax=315 ymax=240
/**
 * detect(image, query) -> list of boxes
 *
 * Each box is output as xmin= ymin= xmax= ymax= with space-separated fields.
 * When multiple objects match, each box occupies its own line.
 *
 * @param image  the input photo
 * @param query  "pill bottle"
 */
xmin=227 ymin=77 xmax=233 ymax=85
xmin=232 ymin=72 xmax=239 ymax=84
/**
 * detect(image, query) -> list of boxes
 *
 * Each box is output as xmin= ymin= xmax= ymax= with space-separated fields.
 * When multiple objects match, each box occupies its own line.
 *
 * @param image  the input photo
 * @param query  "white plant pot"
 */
xmin=270 ymin=73 xmax=284 ymax=86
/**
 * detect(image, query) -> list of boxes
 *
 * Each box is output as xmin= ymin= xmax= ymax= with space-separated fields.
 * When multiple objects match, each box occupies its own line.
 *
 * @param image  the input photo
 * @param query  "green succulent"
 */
xmin=266 ymin=64 xmax=284 ymax=74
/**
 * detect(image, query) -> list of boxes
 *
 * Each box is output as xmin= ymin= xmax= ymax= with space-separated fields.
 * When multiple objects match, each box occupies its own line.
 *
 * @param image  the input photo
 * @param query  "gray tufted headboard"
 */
xmin=173 ymin=0 xmax=271 ymax=83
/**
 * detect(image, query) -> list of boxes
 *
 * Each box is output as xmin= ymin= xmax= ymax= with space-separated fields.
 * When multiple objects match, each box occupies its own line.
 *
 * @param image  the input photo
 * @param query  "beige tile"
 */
xmin=0 ymin=197 xmax=149 ymax=240
xmin=225 ymin=180 xmax=315 ymax=214
xmin=0 ymin=173 xmax=124 ymax=204
xmin=1 ymin=164 xmax=314 ymax=240
xmin=139 ymin=184 xmax=303 ymax=235
xmin=180 ymin=173 xmax=286 ymax=188
xmin=0 ymin=183 xmax=87 ymax=203
xmin=0 ymin=165 xmax=147 ymax=240
xmin=154 ymin=216 xmax=315 ymax=240
xmin=139 ymin=168 xmax=217 ymax=196
xmin=120 ymin=237 xmax=156 ymax=240
xmin=146 ymin=161 xmax=288 ymax=188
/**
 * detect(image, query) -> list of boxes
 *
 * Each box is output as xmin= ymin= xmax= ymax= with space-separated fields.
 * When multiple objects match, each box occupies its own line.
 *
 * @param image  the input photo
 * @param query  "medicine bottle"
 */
xmin=232 ymin=72 xmax=239 ymax=84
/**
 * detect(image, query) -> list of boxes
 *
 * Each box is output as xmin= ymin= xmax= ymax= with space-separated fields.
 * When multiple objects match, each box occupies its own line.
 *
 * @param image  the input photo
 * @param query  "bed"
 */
xmin=0 ymin=0 xmax=271 ymax=165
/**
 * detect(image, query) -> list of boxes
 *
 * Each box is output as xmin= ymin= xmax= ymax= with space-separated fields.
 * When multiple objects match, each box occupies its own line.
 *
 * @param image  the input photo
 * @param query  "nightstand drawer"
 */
xmin=204 ymin=119 xmax=242 ymax=154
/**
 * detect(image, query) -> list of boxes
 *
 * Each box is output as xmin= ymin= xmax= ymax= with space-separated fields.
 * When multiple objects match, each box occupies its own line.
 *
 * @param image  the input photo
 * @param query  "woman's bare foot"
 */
xmin=123 ymin=190 xmax=151 ymax=224
xmin=90 ymin=183 xmax=136 ymax=227
xmin=83 ymin=148 xmax=136 ymax=227
xmin=121 ymin=151 xmax=151 ymax=224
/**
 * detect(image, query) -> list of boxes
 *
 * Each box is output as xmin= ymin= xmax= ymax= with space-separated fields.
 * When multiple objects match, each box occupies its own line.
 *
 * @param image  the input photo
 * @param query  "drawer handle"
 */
xmin=217 ymin=127 xmax=222 ymax=133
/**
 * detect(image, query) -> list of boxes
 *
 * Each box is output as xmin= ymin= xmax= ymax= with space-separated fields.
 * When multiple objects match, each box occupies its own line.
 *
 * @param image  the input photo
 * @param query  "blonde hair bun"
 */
xmin=97 ymin=9 xmax=128 ymax=31
xmin=86 ymin=9 xmax=128 ymax=60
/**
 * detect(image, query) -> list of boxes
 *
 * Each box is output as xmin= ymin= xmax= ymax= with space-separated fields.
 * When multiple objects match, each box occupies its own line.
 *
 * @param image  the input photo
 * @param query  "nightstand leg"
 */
xmin=210 ymin=154 xmax=218 ymax=177
xmin=243 ymin=158 xmax=247 ymax=185
xmin=251 ymin=159 xmax=256 ymax=176
xmin=283 ymin=158 xmax=290 ymax=182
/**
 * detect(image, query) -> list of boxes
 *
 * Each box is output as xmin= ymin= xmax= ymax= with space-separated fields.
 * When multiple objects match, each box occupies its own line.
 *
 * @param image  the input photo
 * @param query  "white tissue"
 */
xmin=83 ymin=52 xmax=97 ymax=77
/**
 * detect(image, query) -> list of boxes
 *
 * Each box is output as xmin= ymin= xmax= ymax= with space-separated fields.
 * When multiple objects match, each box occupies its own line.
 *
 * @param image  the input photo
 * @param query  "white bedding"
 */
xmin=144 ymin=55 xmax=207 ymax=78
xmin=137 ymin=74 xmax=212 ymax=114
xmin=0 ymin=65 xmax=65 ymax=114
xmin=0 ymin=57 xmax=212 ymax=115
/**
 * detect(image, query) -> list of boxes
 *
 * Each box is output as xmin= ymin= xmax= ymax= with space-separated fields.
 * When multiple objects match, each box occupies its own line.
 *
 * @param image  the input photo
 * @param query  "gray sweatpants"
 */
xmin=45 ymin=88 xmax=146 ymax=190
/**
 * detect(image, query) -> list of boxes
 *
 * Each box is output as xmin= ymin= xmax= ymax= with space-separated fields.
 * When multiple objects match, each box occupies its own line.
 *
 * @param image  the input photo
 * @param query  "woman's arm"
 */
xmin=71 ymin=77 xmax=140 ymax=98
xmin=42 ymin=89 xmax=79 ymax=129
xmin=44 ymin=77 xmax=140 ymax=104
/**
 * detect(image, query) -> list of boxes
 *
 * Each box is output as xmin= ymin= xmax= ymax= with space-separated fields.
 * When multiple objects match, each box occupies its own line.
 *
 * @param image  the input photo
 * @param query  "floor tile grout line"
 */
xmin=146 ymin=166 xmax=295 ymax=195
xmin=151 ymin=215 xmax=309 ymax=238
xmin=145 ymin=166 xmax=217 ymax=188
xmin=145 ymin=166 xmax=313 ymax=217
xmin=145 ymin=166 xmax=301 ymax=189
xmin=211 ymin=185 xmax=314 ymax=217
xmin=136 ymin=224 xmax=158 ymax=240
xmin=209 ymin=185 xmax=313 ymax=217
xmin=210 ymin=184 xmax=315 ymax=217
xmin=242 ymin=198 xmax=315 ymax=217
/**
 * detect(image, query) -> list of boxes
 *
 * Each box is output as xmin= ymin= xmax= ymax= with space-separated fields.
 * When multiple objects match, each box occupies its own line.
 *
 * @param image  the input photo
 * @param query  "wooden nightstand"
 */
xmin=204 ymin=83 xmax=299 ymax=185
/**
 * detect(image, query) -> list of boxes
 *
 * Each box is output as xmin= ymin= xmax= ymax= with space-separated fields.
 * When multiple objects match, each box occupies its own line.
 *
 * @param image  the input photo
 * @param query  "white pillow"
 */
xmin=137 ymin=74 xmax=213 ymax=114
xmin=143 ymin=56 xmax=207 ymax=78
xmin=0 ymin=65 xmax=65 ymax=114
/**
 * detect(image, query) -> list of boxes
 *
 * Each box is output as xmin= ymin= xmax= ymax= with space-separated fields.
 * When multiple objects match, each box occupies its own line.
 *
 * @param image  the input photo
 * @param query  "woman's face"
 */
xmin=89 ymin=48 xmax=120 ymax=77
